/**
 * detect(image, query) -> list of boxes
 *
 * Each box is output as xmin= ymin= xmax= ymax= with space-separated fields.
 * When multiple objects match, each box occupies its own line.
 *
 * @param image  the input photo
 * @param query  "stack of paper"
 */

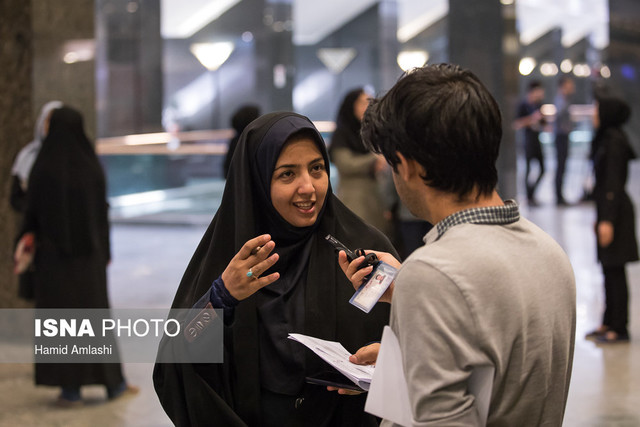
xmin=288 ymin=333 xmax=374 ymax=390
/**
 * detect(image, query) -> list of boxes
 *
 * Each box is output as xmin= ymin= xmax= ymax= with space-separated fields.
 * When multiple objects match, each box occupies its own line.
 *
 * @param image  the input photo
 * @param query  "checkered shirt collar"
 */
xmin=434 ymin=199 xmax=520 ymax=240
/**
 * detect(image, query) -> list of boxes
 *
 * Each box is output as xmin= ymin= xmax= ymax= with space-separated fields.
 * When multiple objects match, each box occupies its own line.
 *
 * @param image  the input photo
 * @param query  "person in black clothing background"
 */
xmin=18 ymin=106 xmax=137 ymax=405
xmin=515 ymin=81 xmax=545 ymax=206
xmin=10 ymin=101 xmax=62 ymax=300
xmin=586 ymin=96 xmax=638 ymax=343
xmin=224 ymin=105 xmax=261 ymax=179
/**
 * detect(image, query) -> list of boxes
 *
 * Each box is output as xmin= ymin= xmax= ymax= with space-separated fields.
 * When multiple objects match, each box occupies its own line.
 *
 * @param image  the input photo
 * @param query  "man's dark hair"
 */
xmin=528 ymin=81 xmax=543 ymax=92
xmin=361 ymin=63 xmax=502 ymax=199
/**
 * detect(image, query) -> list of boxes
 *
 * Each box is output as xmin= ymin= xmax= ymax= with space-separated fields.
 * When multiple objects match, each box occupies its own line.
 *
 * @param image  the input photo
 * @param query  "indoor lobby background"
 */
xmin=1 ymin=0 xmax=640 ymax=425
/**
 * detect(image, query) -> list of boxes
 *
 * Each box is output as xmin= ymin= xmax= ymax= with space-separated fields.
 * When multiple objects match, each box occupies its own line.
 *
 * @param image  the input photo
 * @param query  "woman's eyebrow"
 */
xmin=274 ymin=157 xmax=324 ymax=171
xmin=274 ymin=163 xmax=298 ymax=171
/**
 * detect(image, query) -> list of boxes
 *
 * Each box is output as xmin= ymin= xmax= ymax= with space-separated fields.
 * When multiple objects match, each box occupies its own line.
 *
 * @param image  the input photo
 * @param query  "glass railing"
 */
xmin=98 ymin=123 xmax=337 ymax=224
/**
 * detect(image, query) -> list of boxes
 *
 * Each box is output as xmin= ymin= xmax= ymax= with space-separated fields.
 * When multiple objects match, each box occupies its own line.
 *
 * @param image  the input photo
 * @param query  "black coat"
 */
xmin=21 ymin=107 xmax=123 ymax=387
xmin=593 ymin=100 xmax=639 ymax=267
xmin=154 ymin=112 xmax=395 ymax=427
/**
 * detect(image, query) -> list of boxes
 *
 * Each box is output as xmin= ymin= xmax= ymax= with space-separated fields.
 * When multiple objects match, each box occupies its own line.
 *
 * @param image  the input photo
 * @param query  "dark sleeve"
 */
xmin=10 ymin=176 xmax=26 ymax=212
xmin=599 ymin=134 xmax=629 ymax=223
xmin=193 ymin=276 xmax=237 ymax=325
xmin=516 ymin=101 xmax=529 ymax=119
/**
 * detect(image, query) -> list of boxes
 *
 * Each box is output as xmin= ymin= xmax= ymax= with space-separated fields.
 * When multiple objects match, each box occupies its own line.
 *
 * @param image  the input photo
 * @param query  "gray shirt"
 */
xmin=384 ymin=206 xmax=576 ymax=426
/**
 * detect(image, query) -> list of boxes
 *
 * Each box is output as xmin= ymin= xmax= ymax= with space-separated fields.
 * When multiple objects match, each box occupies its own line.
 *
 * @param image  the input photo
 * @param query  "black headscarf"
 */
xmin=591 ymin=96 xmax=634 ymax=160
xmin=329 ymin=88 xmax=369 ymax=158
xmin=155 ymin=112 xmax=395 ymax=427
xmin=24 ymin=106 xmax=109 ymax=258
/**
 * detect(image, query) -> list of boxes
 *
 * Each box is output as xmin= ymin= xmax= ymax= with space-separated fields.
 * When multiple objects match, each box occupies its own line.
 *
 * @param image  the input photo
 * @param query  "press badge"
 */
xmin=325 ymin=235 xmax=398 ymax=313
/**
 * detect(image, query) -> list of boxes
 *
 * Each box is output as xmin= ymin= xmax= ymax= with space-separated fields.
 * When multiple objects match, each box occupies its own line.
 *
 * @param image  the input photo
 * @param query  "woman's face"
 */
xmin=353 ymin=92 xmax=371 ymax=122
xmin=271 ymin=138 xmax=329 ymax=227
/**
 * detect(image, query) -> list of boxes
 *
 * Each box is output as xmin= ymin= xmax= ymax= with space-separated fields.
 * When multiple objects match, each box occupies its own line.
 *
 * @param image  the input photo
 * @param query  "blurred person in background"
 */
xmin=224 ymin=105 xmax=261 ymax=179
xmin=329 ymin=88 xmax=391 ymax=237
xmin=16 ymin=106 xmax=137 ymax=406
xmin=10 ymin=100 xmax=62 ymax=300
xmin=554 ymin=77 xmax=576 ymax=205
xmin=514 ymin=81 xmax=545 ymax=206
xmin=586 ymin=96 xmax=638 ymax=343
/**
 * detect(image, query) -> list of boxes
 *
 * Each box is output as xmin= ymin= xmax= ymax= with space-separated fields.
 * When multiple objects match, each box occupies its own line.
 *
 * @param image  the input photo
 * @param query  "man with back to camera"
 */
xmin=335 ymin=64 xmax=576 ymax=425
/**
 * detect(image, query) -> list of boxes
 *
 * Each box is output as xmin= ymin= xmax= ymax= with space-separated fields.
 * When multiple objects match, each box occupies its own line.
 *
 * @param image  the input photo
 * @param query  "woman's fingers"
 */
xmin=251 ymin=240 xmax=276 ymax=263
xmin=236 ymin=234 xmax=271 ymax=260
xmin=249 ymin=252 xmax=279 ymax=278
xmin=253 ymin=272 xmax=280 ymax=291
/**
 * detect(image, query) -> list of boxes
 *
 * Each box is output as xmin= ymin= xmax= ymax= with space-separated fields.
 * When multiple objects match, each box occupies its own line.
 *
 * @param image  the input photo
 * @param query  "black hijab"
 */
xmin=24 ymin=106 xmax=109 ymax=258
xmin=591 ymin=96 xmax=634 ymax=160
xmin=329 ymin=88 xmax=369 ymax=158
xmin=155 ymin=112 xmax=396 ymax=426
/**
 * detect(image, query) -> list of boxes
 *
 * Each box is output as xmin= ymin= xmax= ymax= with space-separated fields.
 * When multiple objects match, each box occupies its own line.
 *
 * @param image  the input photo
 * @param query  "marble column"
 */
xmin=254 ymin=0 xmax=294 ymax=114
xmin=448 ymin=0 xmax=518 ymax=199
xmin=31 ymin=0 xmax=96 ymax=138
xmin=0 ymin=0 xmax=33 ymax=307
xmin=96 ymin=0 xmax=163 ymax=137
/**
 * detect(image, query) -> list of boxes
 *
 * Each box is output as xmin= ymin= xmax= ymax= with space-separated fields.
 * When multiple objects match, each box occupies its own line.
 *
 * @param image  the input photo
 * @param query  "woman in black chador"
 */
xmin=154 ymin=112 xmax=395 ymax=426
xmin=586 ymin=96 xmax=638 ymax=343
xmin=20 ymin=106 xmax=135 ymax=405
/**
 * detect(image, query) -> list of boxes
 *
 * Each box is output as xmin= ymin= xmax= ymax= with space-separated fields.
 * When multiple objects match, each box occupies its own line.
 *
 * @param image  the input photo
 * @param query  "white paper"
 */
xmin=365 ymin=326 xmax=413 ymax=426
xmin=365 ymin=326 xmax=494 ymax=427
xmin=288 ymin=333 xmax=374 ymax=390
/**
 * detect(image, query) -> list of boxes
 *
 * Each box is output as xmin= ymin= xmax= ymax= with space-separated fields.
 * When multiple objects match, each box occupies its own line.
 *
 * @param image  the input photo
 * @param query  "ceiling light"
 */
xmin=397 ymin=51 xmax=429 ymax=72
xmin=190 ymin=42 xmax=234 ymax=71
xmin=519 ymin=57 xmax=536 ymax=76
xmin=560 ymin=59 xmax=573 ymax=74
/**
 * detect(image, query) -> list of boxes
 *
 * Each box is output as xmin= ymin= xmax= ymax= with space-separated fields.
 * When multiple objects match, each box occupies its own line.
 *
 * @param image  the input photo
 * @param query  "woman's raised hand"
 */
xmin=221 ymin=234 xmax=280 ymax=301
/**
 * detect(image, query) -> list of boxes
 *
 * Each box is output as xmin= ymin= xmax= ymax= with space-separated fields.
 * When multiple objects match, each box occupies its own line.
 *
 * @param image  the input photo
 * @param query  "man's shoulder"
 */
xmin=407 ymin=218 xmax=572 ymax=282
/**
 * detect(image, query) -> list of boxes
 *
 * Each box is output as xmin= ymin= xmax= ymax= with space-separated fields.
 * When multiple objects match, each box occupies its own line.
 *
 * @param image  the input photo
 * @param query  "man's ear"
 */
xmin=395 ymin=151 xmax=419 ymax=182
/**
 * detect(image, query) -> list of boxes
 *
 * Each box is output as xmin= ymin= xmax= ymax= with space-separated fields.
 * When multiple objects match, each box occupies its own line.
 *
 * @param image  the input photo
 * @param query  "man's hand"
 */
xmin=337 ymin=250 xmax=401 ymax=304
xmin=326 ymin=343 xmax=381 ymax=395
xmin=349 ymin=342 xmax=380 ymax=365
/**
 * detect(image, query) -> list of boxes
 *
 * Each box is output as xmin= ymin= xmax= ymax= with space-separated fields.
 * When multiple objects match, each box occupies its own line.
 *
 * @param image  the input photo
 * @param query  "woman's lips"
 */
xmin=293 ymin=201 xmax=316 ymax=214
